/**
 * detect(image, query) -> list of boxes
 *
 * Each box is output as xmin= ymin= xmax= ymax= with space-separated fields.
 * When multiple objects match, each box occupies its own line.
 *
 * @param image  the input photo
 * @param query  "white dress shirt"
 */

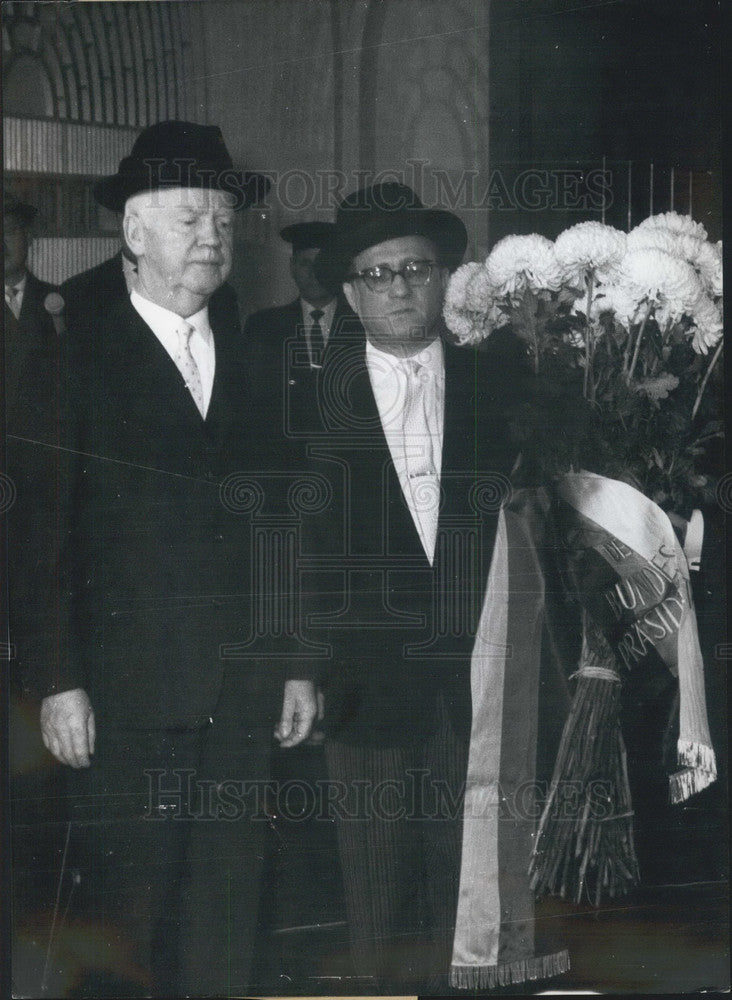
xmin=300 ymin=297 xmax=337 ymax=367
xmin=366 ymin=336 xmax=445 ymax=563
xmin=131 ymin=289 xmax=216 ymax=417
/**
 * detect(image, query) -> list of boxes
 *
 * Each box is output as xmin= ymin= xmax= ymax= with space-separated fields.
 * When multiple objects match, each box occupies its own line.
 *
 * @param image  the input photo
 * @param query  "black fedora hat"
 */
xmin=94 ymin=120 xmax=270 ymax=213
xmin=315 ymin=181 xmax=467 ymax=288
xmin=280 ymin=221 xmax=337 ymax=252
xmin=4 ymin=190 xmax=38 ymax=227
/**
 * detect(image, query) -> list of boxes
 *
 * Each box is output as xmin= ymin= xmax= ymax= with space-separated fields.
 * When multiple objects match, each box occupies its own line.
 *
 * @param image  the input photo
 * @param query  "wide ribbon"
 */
xmin=450 ymin=473 xmax=716 ymax=988
xmin=450 ymin=491 xmax=569 ymax=989
xmin=555 ymin=472 xmax=716 ymax=802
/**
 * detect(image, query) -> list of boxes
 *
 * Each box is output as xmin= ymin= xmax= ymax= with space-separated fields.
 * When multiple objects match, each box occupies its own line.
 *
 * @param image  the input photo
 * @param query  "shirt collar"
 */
xmin=5 ymin=272 xmax=27 ymax=297
xmin=131 ymin=289 xmax=211 ymax=344
xmin=300 ymin=297 xmax=336 ymax=326
xmin=366 ymin=335 xmax=444 ymax=381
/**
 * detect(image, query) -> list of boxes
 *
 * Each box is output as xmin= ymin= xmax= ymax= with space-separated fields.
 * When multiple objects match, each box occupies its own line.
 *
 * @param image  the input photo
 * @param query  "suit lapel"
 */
xmin=205 ymin=311 xmax=252 ymax=445
xmin=111 ymin=300 xmax=210 ymax=434
xmin=437 ymin=343 xmax=511 ymax=613
xmin=4 ymin=300 xmax=19 ymax=337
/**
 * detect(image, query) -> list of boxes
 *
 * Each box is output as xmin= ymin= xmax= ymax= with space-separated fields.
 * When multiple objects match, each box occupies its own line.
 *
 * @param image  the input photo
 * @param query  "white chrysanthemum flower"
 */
xmin=690 ymin=238 xmax=723 ymax=298
xmin=688 ymin=295 xmax=723 ymax=355
xmin=485 ymin=234 xmax=562 ymax=295
xmin=627 ymin=226 xmax=678 ymax=257
xmin=443 ymin=301 xmax=510 ymax=346
xmin=464 ymin=265 xmax=495 ymax=313
xmin=627 ymin=227 xmax=723 ymax=299
xmin=635 ymin=211 xmax=708 ymax=242
xmin=591 ymin=281 xmax=648 ymax=327
xmin=443 ymin=303 xmax=484 ymax=345
xmin=443 ymin=262 xmax=500 ymax=345
xmin=554 ymin=221 xmax=627 ymax=286
xmin=619 ymin=248 xmax=704 ymax=322
xmin=444 ymin=262 xmax=486 ymax=311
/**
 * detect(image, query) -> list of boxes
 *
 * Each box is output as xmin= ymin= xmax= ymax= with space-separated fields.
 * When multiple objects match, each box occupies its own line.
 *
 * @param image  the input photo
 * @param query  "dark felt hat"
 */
xmin=315 ymin=181 xmax=467 ymax=288
xmin=4 ymin=190 xmax=38 ymax=226
xmin=280 ymin=221 xmax=337 ymax=252
xmin=93 ymin=120 xmax=270 ymax=213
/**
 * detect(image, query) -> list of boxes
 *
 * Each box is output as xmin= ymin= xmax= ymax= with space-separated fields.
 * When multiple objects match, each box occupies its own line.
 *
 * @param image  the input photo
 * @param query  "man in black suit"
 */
xmin=297 ymin=182 xmax=525 ymax=990
xmin=244 ymin=221 xmax=358 ymax=442
xmin=3 ymin=191 xmax=60 ymax=419
xmin=31 ymin=120 xmax=318 ymax=996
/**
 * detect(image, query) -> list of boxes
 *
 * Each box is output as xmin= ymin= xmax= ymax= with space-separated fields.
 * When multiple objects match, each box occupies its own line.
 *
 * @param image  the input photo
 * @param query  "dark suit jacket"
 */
xmin=5 ymin=271 xmax=60 ymax=672
xmin=59 ymin=253 xmax=129 ymax=336
xmin=4 ymin=270 xmax=58 ymax=423
xmin=299 ymin=335 xmax=526 ymax=746
xmin=244 ymin=293 xmax=359 ymax=445
xmin=22 ymin=290 xmax=309 ymax=732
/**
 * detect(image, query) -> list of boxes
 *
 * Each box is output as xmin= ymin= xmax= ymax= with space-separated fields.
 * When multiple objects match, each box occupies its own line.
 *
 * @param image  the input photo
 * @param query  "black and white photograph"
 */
xmin=1 ymin=1 xmax=727 ymax=997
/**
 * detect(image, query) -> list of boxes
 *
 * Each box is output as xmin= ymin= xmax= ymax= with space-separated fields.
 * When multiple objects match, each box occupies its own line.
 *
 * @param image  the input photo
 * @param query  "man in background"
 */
xmin=58 ymin=218 xmax=138 ymax=335
xmin=244 ymin=221 xmax=357 ymax=440
xmin=3 ymin=191 xmax=60 ymax=419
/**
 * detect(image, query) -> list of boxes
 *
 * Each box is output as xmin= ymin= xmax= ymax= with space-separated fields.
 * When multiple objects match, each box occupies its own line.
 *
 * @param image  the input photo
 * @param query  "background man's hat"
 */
xmin=94 ymin=119 xmax=271 ymax=213
xmin=280 ymin=221 xmax=337 ymax=252
xmin=4 ymin=190 xmax=38 ymax=226
xmin=315 ymin=181 xmax=467 ymax=288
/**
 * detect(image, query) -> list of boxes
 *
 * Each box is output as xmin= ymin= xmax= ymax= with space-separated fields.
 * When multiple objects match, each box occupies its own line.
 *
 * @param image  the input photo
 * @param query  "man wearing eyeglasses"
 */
xmin=298 ymin=182 xmax=527 ymax=992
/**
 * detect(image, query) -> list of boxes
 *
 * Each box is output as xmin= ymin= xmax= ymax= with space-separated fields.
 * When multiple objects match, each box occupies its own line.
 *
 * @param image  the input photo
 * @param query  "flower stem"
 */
xmin=626 ymin=301 xmax=654 ymax=383
xmin=691 ymin=337 xmax=724 ymax=421
xmin=583 ymin=274 xmax=595 ymax=399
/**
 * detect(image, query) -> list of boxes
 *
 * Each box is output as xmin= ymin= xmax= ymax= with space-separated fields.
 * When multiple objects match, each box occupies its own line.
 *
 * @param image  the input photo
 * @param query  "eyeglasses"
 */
xmin=348 ymin=259 xmax=437 ymax=293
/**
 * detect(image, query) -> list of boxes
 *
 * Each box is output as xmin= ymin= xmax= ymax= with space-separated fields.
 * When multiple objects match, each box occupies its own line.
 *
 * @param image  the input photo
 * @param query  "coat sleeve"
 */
xmin=16 ymin=332 xmax=92 ymax=699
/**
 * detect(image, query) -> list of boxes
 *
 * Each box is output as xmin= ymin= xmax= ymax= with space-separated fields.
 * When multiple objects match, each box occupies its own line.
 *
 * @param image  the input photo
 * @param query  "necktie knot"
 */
xmin=404 ymin=357 xmax=430 ymax=384
xmin=310 ymin=309 xmax=324 ymax=322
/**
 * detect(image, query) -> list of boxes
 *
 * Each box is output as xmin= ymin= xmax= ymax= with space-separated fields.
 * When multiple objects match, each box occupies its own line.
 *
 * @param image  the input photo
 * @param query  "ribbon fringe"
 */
xmin=676 ymin=737 xmax=717 ymax=775
xmin=669 ymin=738 xmax=718 ymax=804
xmin=449 ymin=949 xmax=571 ymax=990
xmin=669 ymin=767 xmax=716 ymax=805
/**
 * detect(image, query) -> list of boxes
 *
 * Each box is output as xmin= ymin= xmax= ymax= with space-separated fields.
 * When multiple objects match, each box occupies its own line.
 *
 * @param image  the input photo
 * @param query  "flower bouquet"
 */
xmin=444 ymin=212 xmax=721 ymax=904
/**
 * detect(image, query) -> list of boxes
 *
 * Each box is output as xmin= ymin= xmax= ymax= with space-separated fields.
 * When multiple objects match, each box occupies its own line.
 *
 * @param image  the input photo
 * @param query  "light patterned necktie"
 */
xmin=176 ymin=321 xmax=205 ymax=417
xmin=401 ymin=357 xmax=439 ymax=561
xmin=402 ymin=358 xmax=436 ymax=476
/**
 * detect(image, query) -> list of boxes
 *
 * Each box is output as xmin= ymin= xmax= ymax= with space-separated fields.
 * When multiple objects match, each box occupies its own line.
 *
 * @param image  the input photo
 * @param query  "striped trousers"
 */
xmin=325 ymin=701 xmax=467 ymax=986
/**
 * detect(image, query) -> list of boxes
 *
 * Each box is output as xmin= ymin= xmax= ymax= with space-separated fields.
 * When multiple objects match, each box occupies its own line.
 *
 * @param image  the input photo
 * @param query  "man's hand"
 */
xmin=40 ymin=688 xmax=95 ymax=768
xmin=274 ymin=679 xmax=319 ymax=748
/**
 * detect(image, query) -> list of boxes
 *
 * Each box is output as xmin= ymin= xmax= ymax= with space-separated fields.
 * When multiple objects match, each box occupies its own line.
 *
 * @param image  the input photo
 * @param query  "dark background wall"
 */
xmin=488 ymin=0 xmax=722 ymax=242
